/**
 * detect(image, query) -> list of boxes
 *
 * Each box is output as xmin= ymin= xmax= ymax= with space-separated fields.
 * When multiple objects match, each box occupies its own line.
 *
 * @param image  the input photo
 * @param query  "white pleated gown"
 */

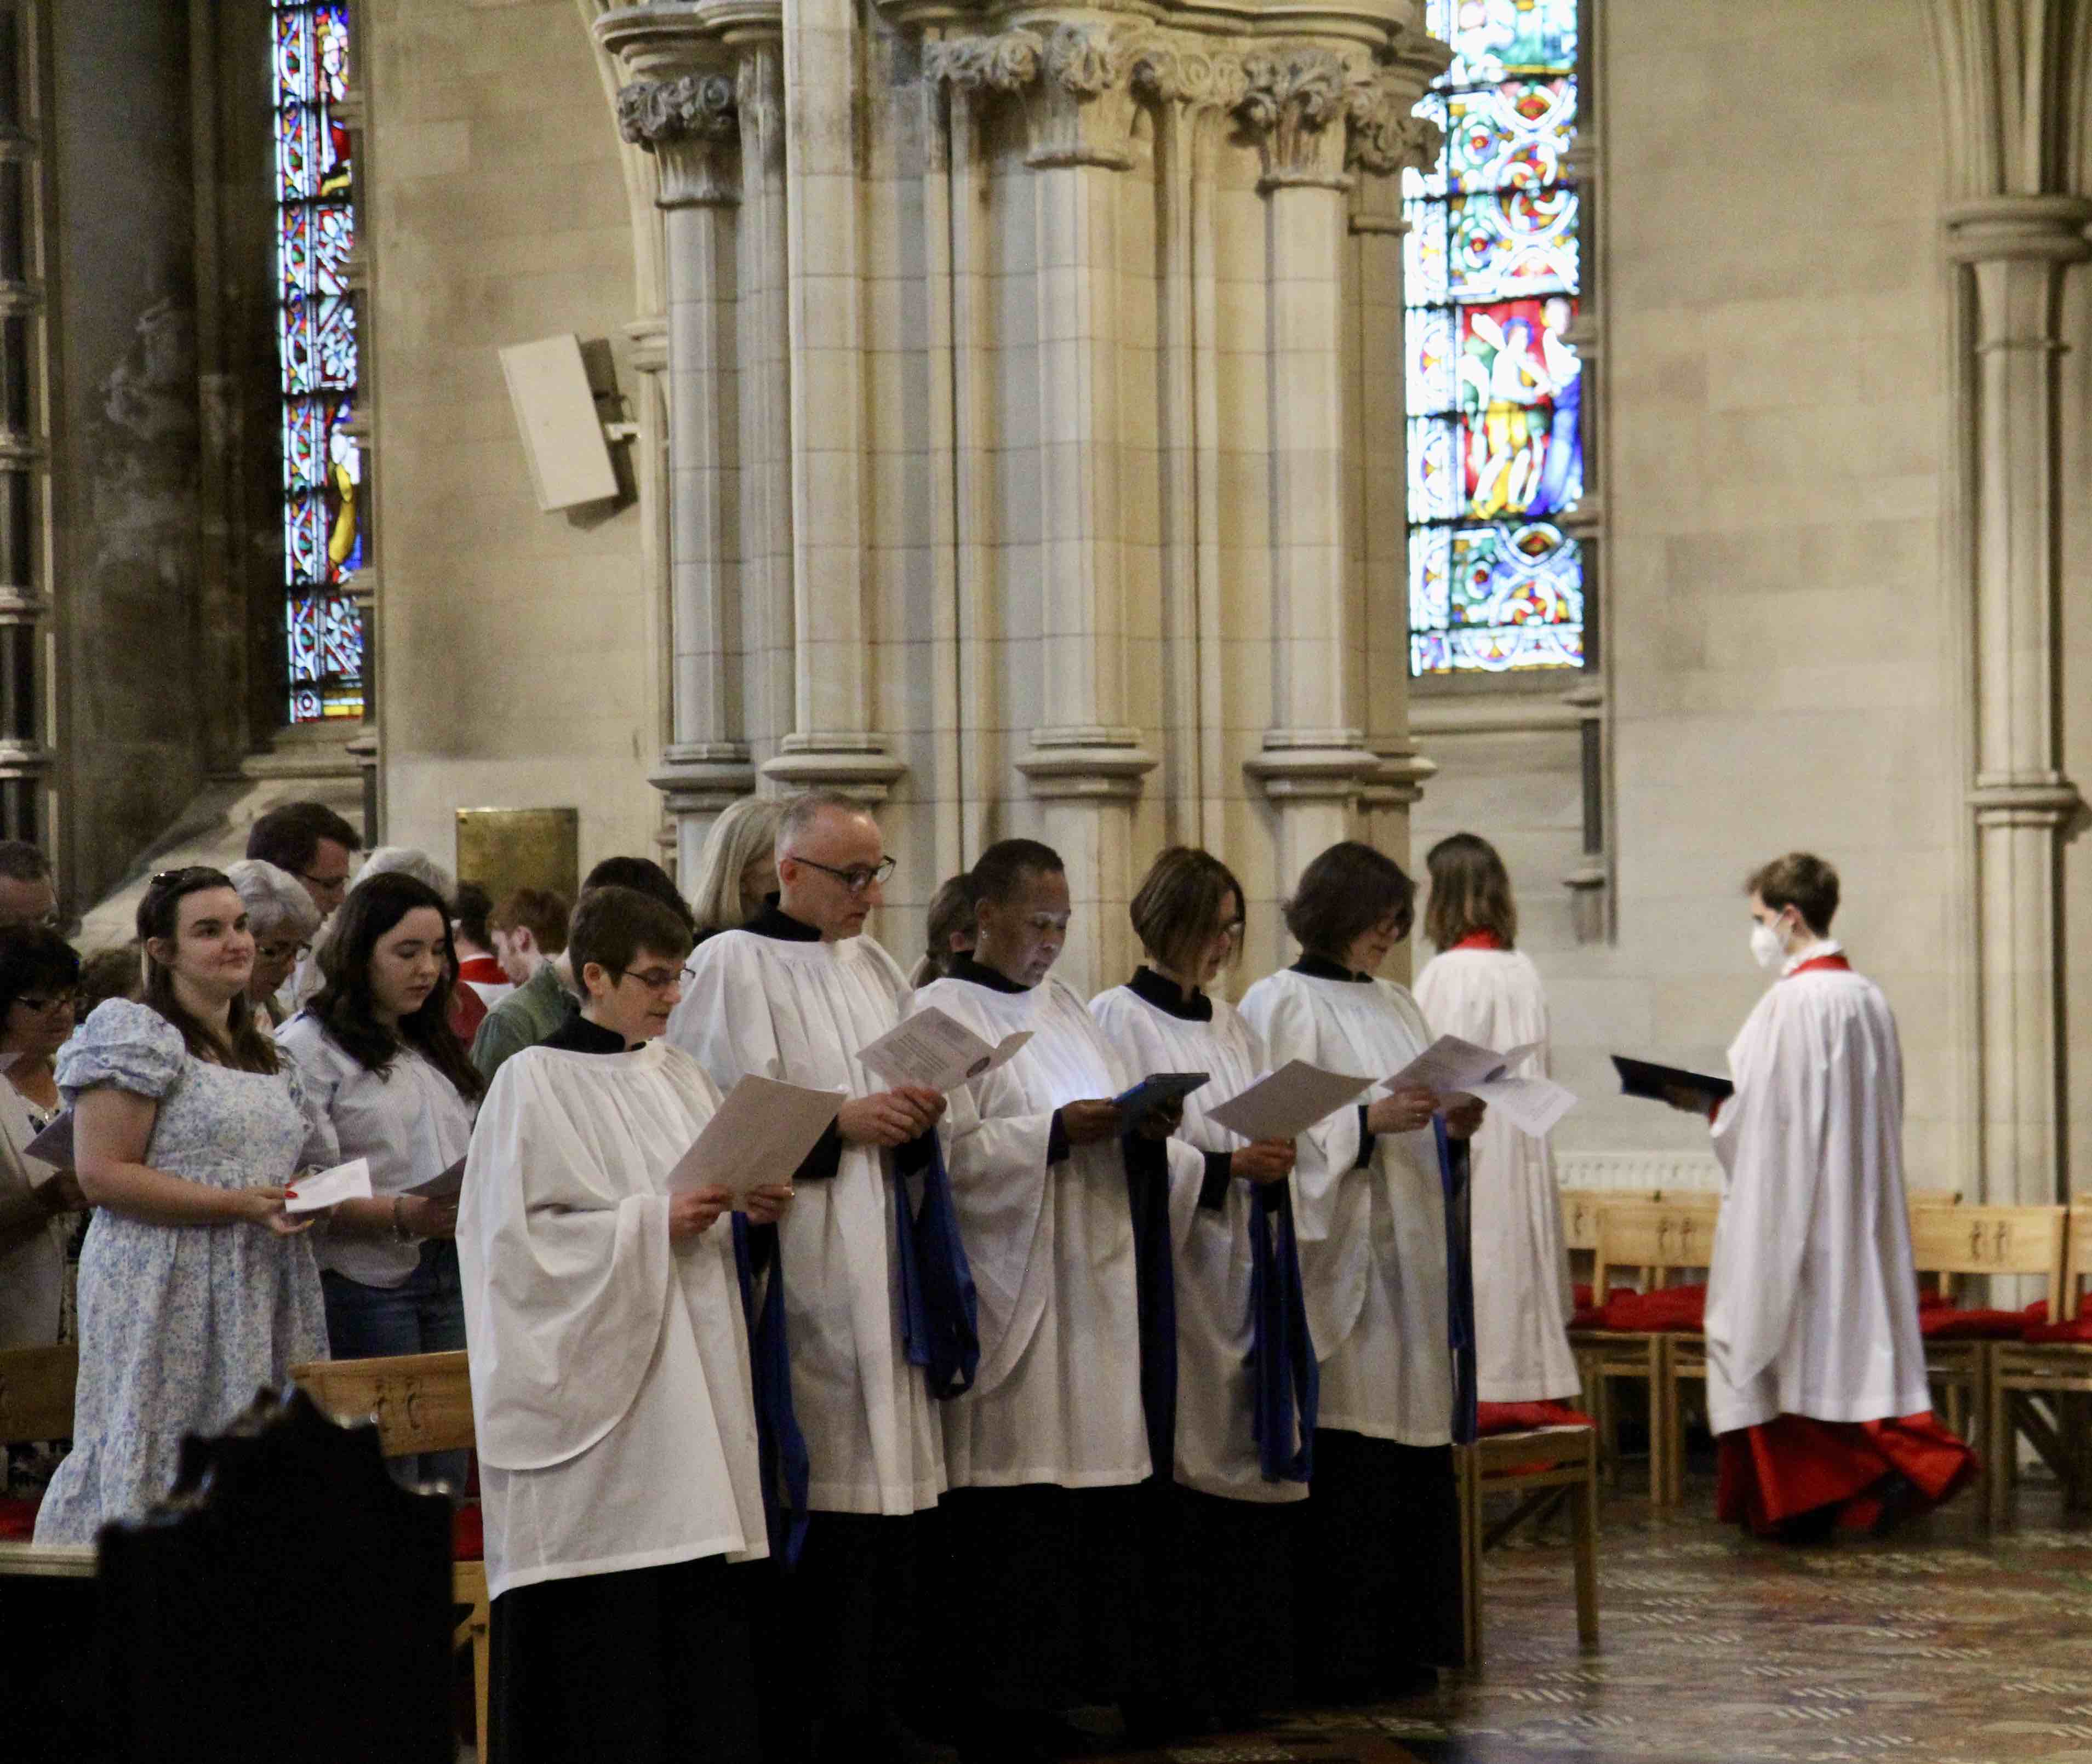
xmin=1704 ymin=947 xmax=1931 ymax=1435
xmin=459 ymin=1040 xmax=769 ymax=1600
xmin=1413 ymin=946 xmax=1579 ymax=1404
xmin=917 ymin=973 xmax=1150 ymax=1490
xmin=1090 ymin=980 xmax=1309 ymax=1503
xmin=667 ymin=927 xmax=946 ymax=1515
xmin=1238 ymin=967 xmax=1453 ymax=1447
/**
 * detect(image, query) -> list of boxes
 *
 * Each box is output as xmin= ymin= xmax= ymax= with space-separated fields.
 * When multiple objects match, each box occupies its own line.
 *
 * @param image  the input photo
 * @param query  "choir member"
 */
xmin=1414 ymin=833 xmax=1579 ymax=1412
xmin=910 ymin=872 xmax=978 ymax=987
xmin=919 ymin=839 xmax=1169 ymax=1752
xmin=1239 ymin=841 xmax=1481 ymax=1699
xmin=1091 ymin=846 xmax=1314 ymax=1729
xmin=687 ymin=794 xmax=787 ymax=944
xmin=460 ymin=885 xmax=792 ymax=1764
xmin=667 ymin=790 xmax=959 ymax=1764
xmin=1678 ymin=852 xmax=1975 ymax=1539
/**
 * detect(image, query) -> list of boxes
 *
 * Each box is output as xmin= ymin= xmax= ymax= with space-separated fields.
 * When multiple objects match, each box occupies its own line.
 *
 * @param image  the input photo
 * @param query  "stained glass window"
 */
xmin=1403 ymin=0 xmax=1584 ymax=677
xmin=274 ymin=1 xmax=363 ymax=723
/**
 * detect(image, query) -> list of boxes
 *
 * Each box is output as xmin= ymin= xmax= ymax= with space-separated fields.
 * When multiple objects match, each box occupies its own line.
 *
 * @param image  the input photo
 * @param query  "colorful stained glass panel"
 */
xmin=1405 ymin=0 xmax=1584 ymax=676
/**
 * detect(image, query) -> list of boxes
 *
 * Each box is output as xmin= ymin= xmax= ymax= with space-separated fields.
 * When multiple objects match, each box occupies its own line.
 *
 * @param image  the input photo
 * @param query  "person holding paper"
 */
xmin=912 ymin=839 xmax=1171 ymax=1750
xmin=276 ymin=872 xmax=483 ymax=1483
xmin=1239 ymin=841 xmax=1482 ymax=1699
xmin=1090 ymin=845 xmax=1314 ymax=1729
xmin=33 ymin=867 xmax=328 ymax=1543
xmin=1679 ymin=852 xmax=1973 ymax=1539
xmin=460 ymin=884 xmax=792 ymax=1764
xmin=0 ymin=926 xmax=85 ymax=1349
xmin=667 ymin=790 xmax=962 ymax=1764
xmin=1413 ymin=833 xmax=1579 ymax=1414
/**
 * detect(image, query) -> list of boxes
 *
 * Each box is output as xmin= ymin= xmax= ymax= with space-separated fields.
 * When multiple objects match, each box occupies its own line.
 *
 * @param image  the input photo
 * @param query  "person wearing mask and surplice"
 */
xmin=667 ymin=790 xmax=971 ymax=1764
xmin=918 ymin=839 xmax=1176 ymax=1759
xmin=1240 ymin=841 xmax=1483 ymax=1702
xmin=460 ymin=884 xmax=797 ymax=1764
xmin=1090 ymin=846 xmax=1314 ymax=1733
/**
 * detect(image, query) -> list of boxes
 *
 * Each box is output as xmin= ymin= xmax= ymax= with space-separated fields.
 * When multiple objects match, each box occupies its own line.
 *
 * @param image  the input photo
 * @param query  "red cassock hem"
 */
xmin=1715 ymin=1412 xmax=1978 ymax=1539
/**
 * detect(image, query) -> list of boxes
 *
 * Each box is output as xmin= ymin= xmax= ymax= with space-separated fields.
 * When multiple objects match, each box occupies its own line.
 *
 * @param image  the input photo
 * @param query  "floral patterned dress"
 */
xmin=33 ymin=1000 xmax=329 ymax=1542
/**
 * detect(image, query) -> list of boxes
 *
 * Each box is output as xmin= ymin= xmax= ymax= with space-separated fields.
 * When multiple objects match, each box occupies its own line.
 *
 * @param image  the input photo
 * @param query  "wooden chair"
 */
xmin=1907 ymin=1203 xmax=2066 ymax=1459
xmin=292 ymin=1351 xmax=487 ymax=1751
xmin=1988 ymin=1201 xmax=2092 ymax=1527
xmin=1570 ymin=1198 xmax=1717 ymax=1503
xmin=0 ymin=1341 xmax=76 ymax=1453
xmin=1559 ymin=1186 xmax=1663 ymax=1299
xmin=1456 ymin=1422 xmax=1599 ymax=1670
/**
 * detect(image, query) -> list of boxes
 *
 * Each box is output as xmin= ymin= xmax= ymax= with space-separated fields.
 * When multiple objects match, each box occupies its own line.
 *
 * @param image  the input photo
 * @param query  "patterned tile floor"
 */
xmin=1095 ymin=1471 xmax=2092 ymax=1764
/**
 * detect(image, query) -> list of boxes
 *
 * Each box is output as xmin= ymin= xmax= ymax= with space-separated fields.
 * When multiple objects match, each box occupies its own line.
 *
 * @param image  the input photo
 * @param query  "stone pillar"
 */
xmin=1929 ymin=0 xmax=2092 ymax=1204
xmin=607 ymin=15 xmax=758 ymax=875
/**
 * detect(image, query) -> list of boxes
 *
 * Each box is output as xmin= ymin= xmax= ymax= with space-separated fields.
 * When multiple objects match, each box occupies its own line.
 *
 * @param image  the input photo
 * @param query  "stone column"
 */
xmin=606 ymin=17 xmax=757 ymax=875
xmin=1929 ymin=0 xmax=2092 ymax=1205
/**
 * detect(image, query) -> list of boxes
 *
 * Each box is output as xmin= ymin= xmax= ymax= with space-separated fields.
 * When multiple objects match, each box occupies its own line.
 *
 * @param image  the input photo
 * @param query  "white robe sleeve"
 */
xmin=460 ymin=1053 xmax=677 ymax=1470
xmin=667 ymin=935 xmax=785 ymax=1091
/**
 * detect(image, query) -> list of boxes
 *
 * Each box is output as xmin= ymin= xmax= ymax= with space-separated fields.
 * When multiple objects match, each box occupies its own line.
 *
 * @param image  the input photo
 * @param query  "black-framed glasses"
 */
xmin=611 ymin=965 xmax=683 ymax=993
xmin=791 ymin=855 xmax=896 ymax=895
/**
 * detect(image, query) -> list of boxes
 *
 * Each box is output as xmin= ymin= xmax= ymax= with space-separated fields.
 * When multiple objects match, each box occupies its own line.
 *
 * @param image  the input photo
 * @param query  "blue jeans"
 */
xmin=321 ymin=1239 xmax=470 ymax=1492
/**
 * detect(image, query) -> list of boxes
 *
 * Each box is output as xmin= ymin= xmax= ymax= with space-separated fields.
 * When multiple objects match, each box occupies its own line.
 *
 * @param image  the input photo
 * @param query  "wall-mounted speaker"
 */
xmin=499 ymin=334 xmax=620 ymax=512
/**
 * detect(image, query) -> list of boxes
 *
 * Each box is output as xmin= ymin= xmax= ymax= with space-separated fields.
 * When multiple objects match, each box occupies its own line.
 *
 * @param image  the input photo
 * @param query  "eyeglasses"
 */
xmin=789 ymin=855 xmax=896 ymax=895
xmin=15 ymin=991 xmax=74 ymax=1013
xmin=611 ymin=965 xmax=683 ymax=993
xmin=253 ymin=938 xmax=311 ymax=963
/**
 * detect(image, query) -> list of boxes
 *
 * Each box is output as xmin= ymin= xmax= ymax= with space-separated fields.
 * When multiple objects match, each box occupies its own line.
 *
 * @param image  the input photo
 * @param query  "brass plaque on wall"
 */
xmin=455 ymin=808 xmax=580 ymax=905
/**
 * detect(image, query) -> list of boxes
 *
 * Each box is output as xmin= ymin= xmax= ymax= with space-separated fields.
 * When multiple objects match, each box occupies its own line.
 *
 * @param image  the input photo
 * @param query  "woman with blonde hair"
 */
xmin=1414 ymin=832 xmax=1578 ymax=1413
xmin=687 ymin=795 xmax=788 ymax=943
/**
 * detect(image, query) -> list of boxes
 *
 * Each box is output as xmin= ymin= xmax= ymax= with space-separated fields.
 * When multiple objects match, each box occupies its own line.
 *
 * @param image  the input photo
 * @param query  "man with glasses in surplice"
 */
xmin=667 ymin=789 xmax=960 ymax=1764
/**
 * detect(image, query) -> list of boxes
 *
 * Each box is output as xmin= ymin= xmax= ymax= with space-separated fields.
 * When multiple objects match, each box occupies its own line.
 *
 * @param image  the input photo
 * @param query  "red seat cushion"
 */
xmin=1921 ymin=1299 xmax=2048 ymax=1341
xmin=1597 ymin=1285 xmax=1706 ymax=1333
xmin=0 ymin=1494 xmax=38 ymax=1540
xmin=451 ymin=1501 xmax=484 ymax=1562
xmin=1476 ymin=1400 xmax=1595 ymax=1435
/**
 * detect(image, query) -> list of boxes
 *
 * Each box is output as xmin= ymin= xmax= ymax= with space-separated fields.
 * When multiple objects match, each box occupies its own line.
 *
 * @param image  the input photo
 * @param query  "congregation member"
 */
xmin=919 ymin=839 xmax=1165 ymax=1754
xmin=0 ymin=927 xmax=84 ymax=1348
xmin=1680 ymin=852 xmax=1975 ymax=1539
xmin=687 ymin=794 xmax=786 ymax=944
xmin=669 ymin=790 xmax=959 ymax=1764
xmin=472 ymin=886 xmax=576 ymax=1082
xmin=1091 ymin=846 xmax=1313 ymax=1729
xmin=277 ymin=873 xmax=481 ymax=1485
xmin=34 ymin=867 xmax=327 ymax=1542
xmin=75 ymin=943 xmax=143 ymax=1018
xmin=451 ymin=881 xmax=513 ymax=1009
xmin=0 ymin=840 xmax=56 ymax=928
xmin=227 ymin=857 xmax=322 ymax=1029
xmin=461 ymin=885 xmax=792 ymax=1764
xmin=245 ymin=800 xmax=361 ymax=1012
xmin=584 ymin=853 xmax=699 ymax=941
xmin=336 ymin=847 xmax=486 ymax=1044
xmin=1413 ymin=833 xmax=1579 ymax=1413
xmin=911 ymin=872 xmax=978 ymax=987
xmin=1241 ymin=841 xmax=1481 ymax=1699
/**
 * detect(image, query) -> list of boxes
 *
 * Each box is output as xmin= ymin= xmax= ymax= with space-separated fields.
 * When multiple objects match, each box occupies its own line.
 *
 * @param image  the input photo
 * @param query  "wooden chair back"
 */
xmin=0 ymin=1343 xmax=76 ymax=1445
xmin=1908 ymin=1189 xmax=1963 ymax=1207
xmin=1907 ymin=1203 xmax=2066 ymax=1311
xmin=2059 ymin=1202 xmax=2092 ymax=1324
xmin=1592 ymin=1198 xmax=1719 ymax=1294
xmin=1561 ymin=1188 xmax=1666 ymax=1255
xmin=291 ymin=1350 xmax=475 ymax=1459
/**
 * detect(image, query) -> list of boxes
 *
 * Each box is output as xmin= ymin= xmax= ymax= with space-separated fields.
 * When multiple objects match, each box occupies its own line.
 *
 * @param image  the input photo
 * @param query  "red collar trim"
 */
xmin=457 ymin=955 xmax=507 ymax=983
xmin=1450 ymin=931 xmax=1508 ymax=953
xmin=1786 ymin=954 xmax=1851 ymax=979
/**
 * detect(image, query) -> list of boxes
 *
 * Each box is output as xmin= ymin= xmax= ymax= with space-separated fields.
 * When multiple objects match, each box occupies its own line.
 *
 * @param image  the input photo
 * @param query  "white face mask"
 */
xmin=1750 ymin=917 xmax=1790 ymax=972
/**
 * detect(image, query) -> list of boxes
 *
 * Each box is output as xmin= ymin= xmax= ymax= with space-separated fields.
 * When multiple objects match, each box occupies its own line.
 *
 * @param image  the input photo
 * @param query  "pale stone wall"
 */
xmin=1413 ymin=0 xmax=1965 ymax=1183
xmin=363 ymin=0 xmax=667 ymax=877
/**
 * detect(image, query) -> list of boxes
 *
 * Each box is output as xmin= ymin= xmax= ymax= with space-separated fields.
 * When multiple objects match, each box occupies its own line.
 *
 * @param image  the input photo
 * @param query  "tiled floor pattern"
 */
xmin=1102 ymin=1477 xmax=2092 ymax=1764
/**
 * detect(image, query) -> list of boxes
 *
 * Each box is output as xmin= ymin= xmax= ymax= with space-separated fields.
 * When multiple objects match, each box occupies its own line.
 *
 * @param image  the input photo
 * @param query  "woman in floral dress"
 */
xmin=35 ymin=866 xmax=328 ymax=1543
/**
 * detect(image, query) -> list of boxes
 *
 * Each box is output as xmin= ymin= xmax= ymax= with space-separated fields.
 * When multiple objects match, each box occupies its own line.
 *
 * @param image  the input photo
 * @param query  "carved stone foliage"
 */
xmin=616 ymin=71 xmax=741 ymax=206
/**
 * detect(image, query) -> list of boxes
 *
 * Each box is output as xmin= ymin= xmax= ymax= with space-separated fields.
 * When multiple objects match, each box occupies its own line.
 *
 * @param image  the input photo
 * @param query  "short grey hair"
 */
xmin=226 ymin=858 xmax=322 ymax=942
xmin=355 ymin=845 xmax=455 ymax=903
xmin=689 ymin=795 xmax=788 ymax=935
xmin=775 ymin=789 xmax=873 ymax=860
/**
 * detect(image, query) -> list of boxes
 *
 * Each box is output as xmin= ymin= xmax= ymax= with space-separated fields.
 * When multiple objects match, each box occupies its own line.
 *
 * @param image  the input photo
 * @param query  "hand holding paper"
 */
xmin=859 ymin=1006 xmax=1032 ymax=1093
xmin=23 ymin=1108 xmax=73 ymax=1171
xmin=1205 ymin=1061 xmax=1375 ymax=1143
xmin=1386 ymin=1035 xmax=1576 ymax=1139
xmin=666 ymin=1075 xmax=844 ymax=1208
xmin=285 ymin=1156 xmax=374 ymax=1214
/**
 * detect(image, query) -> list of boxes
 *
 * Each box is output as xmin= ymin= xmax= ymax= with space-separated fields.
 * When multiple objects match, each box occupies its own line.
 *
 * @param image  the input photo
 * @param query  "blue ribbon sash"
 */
xmin=1246 ymin=1181 xmax=1319 ymax=1481
xmin=731 ymin=1212 xmax=809 ymax=1566
xmin=1435 ymin=1117 xmax=1478 ymax=1447
xmin=894 ymin=1133 xmax=980 ymax=1400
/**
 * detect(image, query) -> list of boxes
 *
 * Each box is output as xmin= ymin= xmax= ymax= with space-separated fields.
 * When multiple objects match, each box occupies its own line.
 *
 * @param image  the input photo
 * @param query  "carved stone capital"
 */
xmin=1236 ymin=46 xmax=1354 ymax=191
xmin=1125 ymin=36 xmax=1247 ymax=116
xmin=928 ymin=22 xmax=1139 ymax=170
xmin=1345 ymin=70 xmax=1441 ymax=179
xmin=618 ymin=72 xmax=741 ymax=207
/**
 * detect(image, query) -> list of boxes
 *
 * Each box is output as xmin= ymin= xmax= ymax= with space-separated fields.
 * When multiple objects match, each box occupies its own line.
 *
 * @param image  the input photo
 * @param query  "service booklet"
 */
xmin=1386 ymin=1035 xmax=1578 ymax=1139
xmin=665 ymin=1074 xmax=845 ymax=1208
xmin=1113 ymin=1072 xmax=1208 ymax=1133
xmin=23 ymin=1108 xmax=73 ymax=1171
xmin=859 ymin=1006 xmax=1032 ymax=1093
xmin=1205 ymin=1061 xmax=1375 ymax=1144
xmin=286 ymin=1156 xmax=374 ymax=1214
xmin=1611 ymin=1054 xmax=1733 ymax=1106
xmin=405 ymin=1155 xmax=468 ymax=1200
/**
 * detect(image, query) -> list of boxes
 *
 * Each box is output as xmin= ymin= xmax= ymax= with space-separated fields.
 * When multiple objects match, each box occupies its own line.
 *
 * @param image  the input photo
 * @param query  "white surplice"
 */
xmin=667 ymin=927 xmax=946 ymax=1515
xmin=458 ymin=1040 xmax=768 ymax=1600
xmin=918 ymin=973 xmax=1149 ymax=1490
xmin=1704 ymin=942 xmax=1931 ymax=1435
xmin=1239 ymin=968 xmax=1453 ymax=1447
xmin=1413 ymin=947 xmax=1578 ymax=1404
xmin=1091 ymin=981 xmax=1308 ymax=1504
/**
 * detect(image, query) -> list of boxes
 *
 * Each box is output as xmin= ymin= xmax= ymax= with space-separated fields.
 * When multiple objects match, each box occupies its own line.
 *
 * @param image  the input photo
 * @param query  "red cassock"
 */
xmin=1704 ymin=948 xmax=1978 ymax=1539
